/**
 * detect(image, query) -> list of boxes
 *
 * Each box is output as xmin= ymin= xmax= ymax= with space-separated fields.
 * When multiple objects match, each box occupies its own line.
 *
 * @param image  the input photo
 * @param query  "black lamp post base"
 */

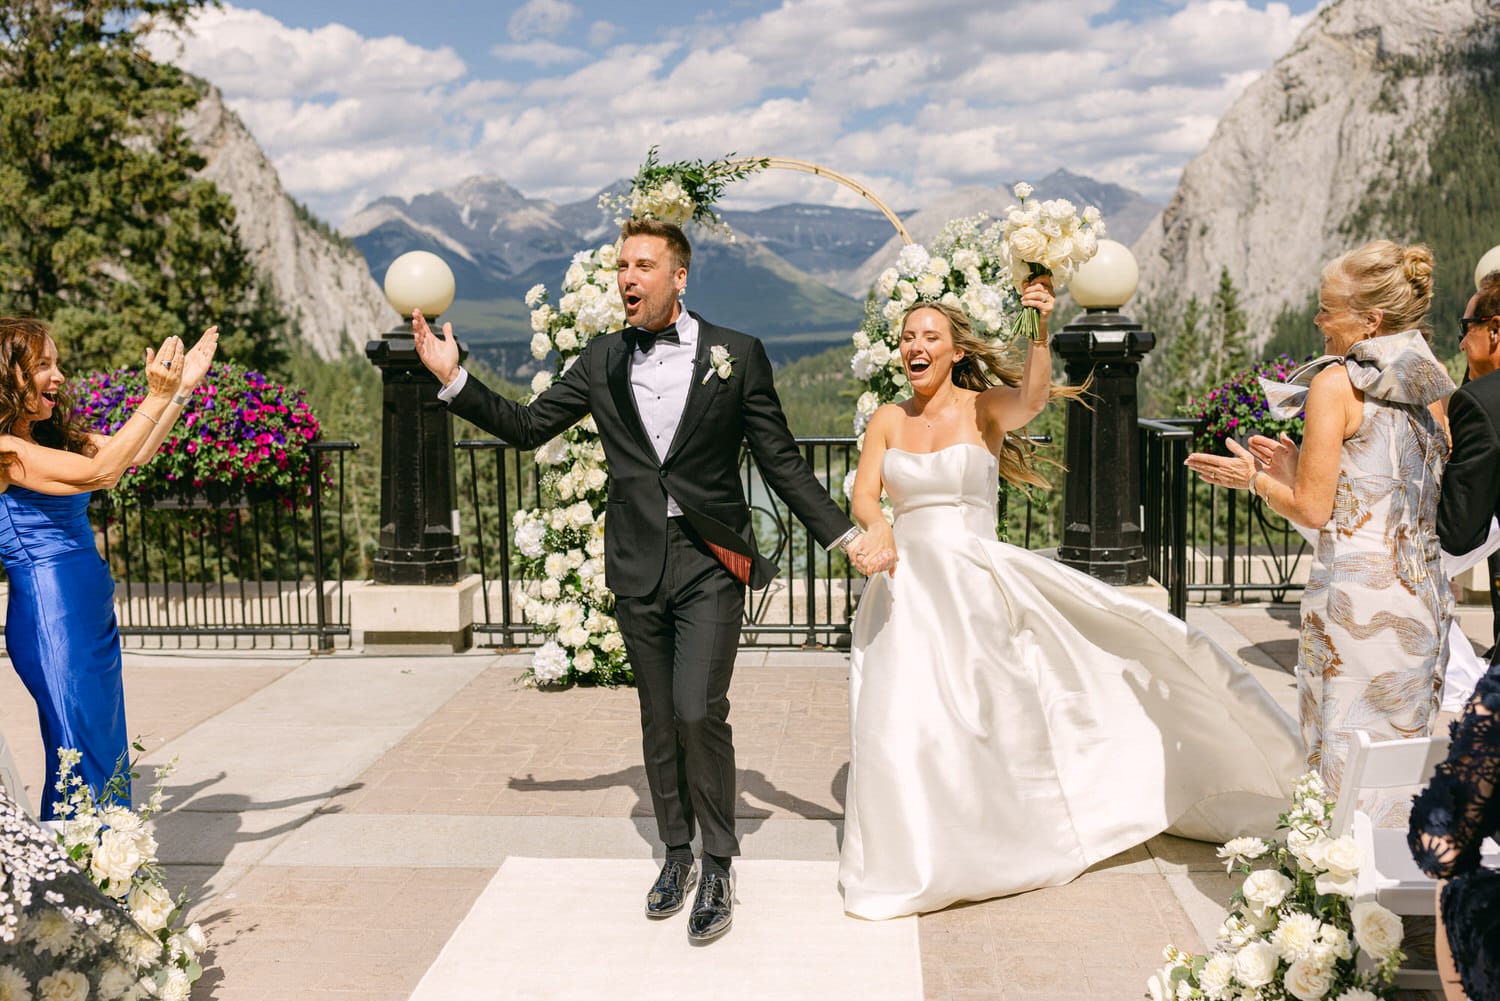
xmin=372 ymin=551 xmax=466 ymax=586
xmin=1057 ymin=545 xmax=1148 ymax=586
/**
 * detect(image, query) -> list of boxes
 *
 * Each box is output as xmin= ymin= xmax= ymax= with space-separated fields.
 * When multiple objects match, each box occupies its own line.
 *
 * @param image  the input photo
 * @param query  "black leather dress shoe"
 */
xmin=645 ymin=859 xmax=697 ymax=918
xmin=687 ymin=869 xmax=735 ymax=942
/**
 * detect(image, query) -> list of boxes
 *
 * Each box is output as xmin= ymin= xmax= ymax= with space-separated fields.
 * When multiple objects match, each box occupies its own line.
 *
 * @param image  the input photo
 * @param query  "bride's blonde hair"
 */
xmin=901 ymin=301 xmax=1089 ymax=489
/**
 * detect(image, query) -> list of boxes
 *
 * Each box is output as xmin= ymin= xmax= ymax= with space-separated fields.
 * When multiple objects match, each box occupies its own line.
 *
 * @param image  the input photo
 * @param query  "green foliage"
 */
xmin=1139 ymin=268 xmax=1249 ymax=416
xmin=775 ymin=342 xmax=861 ymax=436
xmin=1342 ymin=26 xmax=1500 ymax=368
xmin=0 ymin=0 xmax=287 ymax=374
xmin=1265 ymin=291 xmax=1323 ymax=362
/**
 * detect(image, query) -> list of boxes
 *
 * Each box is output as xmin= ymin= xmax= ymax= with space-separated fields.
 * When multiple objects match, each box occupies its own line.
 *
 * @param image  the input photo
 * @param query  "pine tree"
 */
xmin=1205 ymin=266 xmax=1249 ymax=389
xmin=0 ymin=0 xmax=286 ymax=373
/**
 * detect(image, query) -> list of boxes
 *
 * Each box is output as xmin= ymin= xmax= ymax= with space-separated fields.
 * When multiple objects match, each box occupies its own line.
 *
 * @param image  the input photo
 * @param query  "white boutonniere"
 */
xmin=702 ymin=344 xmax=735 ymax=384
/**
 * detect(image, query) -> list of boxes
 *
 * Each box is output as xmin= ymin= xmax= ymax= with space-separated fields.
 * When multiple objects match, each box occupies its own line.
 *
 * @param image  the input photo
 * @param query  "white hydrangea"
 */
xmin=531 ymin=640 xmax=570 ymax=684
xmin=895 ymin=243 xmax=929 ymax=278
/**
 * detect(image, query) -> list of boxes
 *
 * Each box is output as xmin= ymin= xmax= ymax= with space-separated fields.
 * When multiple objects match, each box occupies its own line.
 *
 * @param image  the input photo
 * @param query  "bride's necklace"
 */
xmin=916 ymin=402 xmax=952 ymax=429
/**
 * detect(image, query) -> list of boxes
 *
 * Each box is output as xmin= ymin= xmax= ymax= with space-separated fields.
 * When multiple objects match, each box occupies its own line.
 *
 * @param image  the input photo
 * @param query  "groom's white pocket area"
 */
xmin=409 ymin=858 xmax=921 ymax=1001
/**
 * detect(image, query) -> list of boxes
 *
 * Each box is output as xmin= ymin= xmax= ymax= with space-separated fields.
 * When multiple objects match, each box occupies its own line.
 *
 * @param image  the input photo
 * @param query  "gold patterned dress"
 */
xmin=1266 ymin=329 xmax=1456 ymax=814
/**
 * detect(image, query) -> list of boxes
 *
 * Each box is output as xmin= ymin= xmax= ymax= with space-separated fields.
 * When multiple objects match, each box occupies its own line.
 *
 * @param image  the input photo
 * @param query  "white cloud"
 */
xmin=157 ymin=0 xmax=1313 ymax=225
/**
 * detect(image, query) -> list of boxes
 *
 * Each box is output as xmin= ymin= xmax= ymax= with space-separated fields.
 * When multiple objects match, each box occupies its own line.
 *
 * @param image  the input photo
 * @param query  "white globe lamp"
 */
xmin=1070 ymin=239 xmax=1140 ymax=310
xmin=384 ymin=251 xmax=456 ymax=318
xmin=1476 ymin=245 xmax=1500 ymax=289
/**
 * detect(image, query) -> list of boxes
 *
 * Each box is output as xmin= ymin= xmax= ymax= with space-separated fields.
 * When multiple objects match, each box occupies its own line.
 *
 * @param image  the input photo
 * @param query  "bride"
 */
xmin=838 ymin=287 xmax=1304 ymax=920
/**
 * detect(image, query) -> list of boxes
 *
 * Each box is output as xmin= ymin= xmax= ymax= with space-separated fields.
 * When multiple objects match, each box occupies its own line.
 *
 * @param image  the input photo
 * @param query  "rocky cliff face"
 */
xmin=183 ymin=84 xmax=398 ymax=359
xmin=1132 ymin=0 xmax=1500 ymax=338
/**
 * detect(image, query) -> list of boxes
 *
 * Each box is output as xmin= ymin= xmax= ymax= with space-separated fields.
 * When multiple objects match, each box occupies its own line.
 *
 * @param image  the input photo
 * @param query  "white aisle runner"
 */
xmin=408 ymin=858 xmax=922 ymax=1001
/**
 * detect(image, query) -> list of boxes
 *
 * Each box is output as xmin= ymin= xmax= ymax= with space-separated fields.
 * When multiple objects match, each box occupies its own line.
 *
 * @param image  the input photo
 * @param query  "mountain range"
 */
xmin=340 ymin=170 xmax=1161 ymax=369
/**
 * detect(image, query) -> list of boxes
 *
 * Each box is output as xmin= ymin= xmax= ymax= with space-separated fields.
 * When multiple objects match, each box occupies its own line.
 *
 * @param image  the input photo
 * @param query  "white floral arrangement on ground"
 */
xmin=514 ymin=149 xmax=766 ymax=686
xmin=1000 ymin=181 xmax=1106 ymax=341
xmin=0 ymin=747 xmax=208 ymax=1001
xmin=1147 ymin=772 xmax=1404 ymax=1001
xmin=848 ymin=213 xmax=1021 ymax=444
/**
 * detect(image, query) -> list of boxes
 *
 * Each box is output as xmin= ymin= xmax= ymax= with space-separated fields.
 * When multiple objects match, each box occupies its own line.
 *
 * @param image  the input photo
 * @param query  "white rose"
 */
xmin=185 ymin=921 xmax=209 ymax=954
xmin=128 ymin=881 xmax=175 ymax=933
xmin=1082 ymin=205 xmax=1102 ymax=225
xmin=97 ymin=963 xmax=138 ymax=1000
xmin=586 ymin=535 xmax=604 ymax=557
xmin=568 ymin=501 xmax=594 ymax=528
xmin=61 ymin=812 xmax=100 ymax=848
xmin=875 ymin=268 xmax=900 ymax=299
xmin=1232 ymin=941 xmax=1277 ymax=988
xmin=1242 ymin=868 xmax=1292 ymax=914
xmin=1012 ymin=181 xmax=1034 ymax=200
xmin=1318 ymin=925 xmax=1352 ymax=961
xmin=554 ymin=327 xmax=579 ymax=351
xmin=1311 ymin=836 xmax=1360 ymax=878
xmin=1284 ymin=957 xmax=1333 ymax=1001
xmin=1198 ymin=952 xmax=1235 ymax=1000
xmin=572 ymin=649 xmax=596 ymax=674
xmin=1271 ymin=912 xmax=1322 ymax=962
xmin=881 ymin=298 xmax=906 ymax=328
xmin=1145 ymin=969 xmax=1172 ymax=1001
xmin=1333 ymin=991 xmax=1377 ymax=1001
xmin=530 ymin=332 xmax=552 ymax=360
xmin=1072 ymin=229 xmax=1098 ymax=263
xmin=868 ymin=342 xmax=891 ymax=367
xmin=525 ymin=283 xmax=547 ymax=307
xmin=158 ymin=968 xmax=191 ymax=1001
xmin=601 ymin=632 xmax=623 ymax=653
xmin=92 ymin=828 xmax=144 ymax=892
xmin=539 ymin=578 xmax=561 ymax=601
xmin=851 ymin=328 xmax=871 ymax=350
xmin=562 ymin=625 xmax=590 ymax=648
xmin=585 ymin=467 xmax=607 ymax=492
xmin=596 ymin=243 xmax=618 ymax=270
xmin=566 ymin=548 xmax=585 ymax=569
xmin=895 ymin=279 xmax=918 ymax=306
xmin=528 ymin=370 xmax=555 ymax=397
xmin=1008 ymin=226 xmax=1047 ymax=263
xmin=529 ymin=304 xmax=554 ymax=333
xmin=1351 ymin=901 xmax=1403 ymax=960
xmin=100 ymin=805 xmax=142 ymax=835
xmin=37 ymin=971 xmax=88 ymax=1001
xmin=564 ymin=262 xmax=588 ymax=290
xmin=856 ymin=391 xmax=880 ymax=417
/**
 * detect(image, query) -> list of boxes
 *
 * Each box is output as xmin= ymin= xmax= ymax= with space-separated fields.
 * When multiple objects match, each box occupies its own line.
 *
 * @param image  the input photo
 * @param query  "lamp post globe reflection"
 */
xmin=365 ymin=251 xmax=465 ymax=585
xmin=1477 ymin=245 xmax=1500 ymax=289
xmin=1053 ymin=239 xmax=1155 ymax=585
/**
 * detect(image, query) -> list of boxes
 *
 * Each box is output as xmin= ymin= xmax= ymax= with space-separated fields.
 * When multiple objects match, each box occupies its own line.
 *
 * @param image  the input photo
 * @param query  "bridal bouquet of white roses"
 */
xmin=1148 ymin=772 xmax=1404 ymax=1001
xmin=1000 ymin=181 xmax=1106 ymax=342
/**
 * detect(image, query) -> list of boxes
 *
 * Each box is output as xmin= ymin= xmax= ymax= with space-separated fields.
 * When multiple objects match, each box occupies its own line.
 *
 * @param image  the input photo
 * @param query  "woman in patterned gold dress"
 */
xmin=1187 ymin=240 xmax=1455 ymax=809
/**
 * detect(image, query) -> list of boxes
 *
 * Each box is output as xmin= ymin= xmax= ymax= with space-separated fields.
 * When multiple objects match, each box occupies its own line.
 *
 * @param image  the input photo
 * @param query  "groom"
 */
xmin=412 ymin=218 xmax=872 ymax=941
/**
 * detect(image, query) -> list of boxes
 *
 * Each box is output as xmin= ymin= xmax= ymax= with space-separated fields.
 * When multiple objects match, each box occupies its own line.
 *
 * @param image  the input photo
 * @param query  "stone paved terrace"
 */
xmin=1 ymin=598 xmax=1494 ymax=1000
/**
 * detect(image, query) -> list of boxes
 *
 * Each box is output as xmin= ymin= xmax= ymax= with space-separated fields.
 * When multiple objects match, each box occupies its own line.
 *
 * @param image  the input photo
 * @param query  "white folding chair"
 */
xmin=1335 ymin=729 xmax=1500 ymax=991
xmin=0 ymin=729 xmax=37 ymax=820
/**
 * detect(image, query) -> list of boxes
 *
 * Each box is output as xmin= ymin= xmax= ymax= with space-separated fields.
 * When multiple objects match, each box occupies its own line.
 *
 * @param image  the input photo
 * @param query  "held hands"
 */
xmin=143 ymin=335 xmax=186 ymax=398
xmin=847 ymin=524 xmax=898 ymax=577
xmin=412 ymin=308 xmax=461 ymax=387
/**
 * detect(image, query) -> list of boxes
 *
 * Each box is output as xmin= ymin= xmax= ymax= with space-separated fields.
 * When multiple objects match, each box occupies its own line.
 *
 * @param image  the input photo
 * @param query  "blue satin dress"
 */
xmin=0 ymin=486 xmax=128 ymax=820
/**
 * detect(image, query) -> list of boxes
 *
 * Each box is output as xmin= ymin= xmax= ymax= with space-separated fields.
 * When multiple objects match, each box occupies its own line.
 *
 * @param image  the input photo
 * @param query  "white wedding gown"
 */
xmin=839 ymin=444 xmax=1305 ymax=920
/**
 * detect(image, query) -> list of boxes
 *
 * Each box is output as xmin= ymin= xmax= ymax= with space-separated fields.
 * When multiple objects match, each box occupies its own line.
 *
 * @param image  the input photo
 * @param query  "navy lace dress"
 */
xmin=1409 ymin=662 xmax=1500 ymax=1000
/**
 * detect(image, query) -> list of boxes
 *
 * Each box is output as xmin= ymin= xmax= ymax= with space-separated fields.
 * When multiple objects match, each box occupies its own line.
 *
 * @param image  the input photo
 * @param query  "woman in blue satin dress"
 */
xmin=0 ymin=317 xmax=218 ymax=819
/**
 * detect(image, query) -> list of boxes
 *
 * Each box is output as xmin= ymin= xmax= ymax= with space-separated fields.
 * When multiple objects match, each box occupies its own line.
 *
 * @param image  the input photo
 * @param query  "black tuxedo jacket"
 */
xmin=447 ymin=313 xmax=853 ymax=597
xmin=1438 ymin=369 xmax=1500 ymax=555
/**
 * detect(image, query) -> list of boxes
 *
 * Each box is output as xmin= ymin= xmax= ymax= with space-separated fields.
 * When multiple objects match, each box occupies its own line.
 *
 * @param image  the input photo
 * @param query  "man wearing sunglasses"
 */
xmin=1439 ymin=269 xmax=1500 ymax=665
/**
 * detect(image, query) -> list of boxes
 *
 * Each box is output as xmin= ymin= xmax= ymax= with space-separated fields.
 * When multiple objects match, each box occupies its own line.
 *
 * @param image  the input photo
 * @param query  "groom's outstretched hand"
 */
xmin=412 ymin=308 xmax=461 ymax=387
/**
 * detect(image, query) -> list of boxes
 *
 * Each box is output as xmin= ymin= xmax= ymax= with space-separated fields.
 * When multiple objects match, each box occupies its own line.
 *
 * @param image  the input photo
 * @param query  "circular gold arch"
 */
xmin=731 ymin=157 xmax=912 ymax=245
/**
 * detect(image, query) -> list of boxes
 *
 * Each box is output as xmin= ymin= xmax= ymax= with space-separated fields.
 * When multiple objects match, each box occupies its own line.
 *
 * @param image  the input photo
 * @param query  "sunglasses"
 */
xmin=1459 ymin=315 xmax=1495 ymax=342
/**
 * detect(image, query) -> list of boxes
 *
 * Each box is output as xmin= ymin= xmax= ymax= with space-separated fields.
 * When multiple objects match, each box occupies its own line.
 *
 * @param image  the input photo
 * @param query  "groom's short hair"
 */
xmin=620 ymin=218 xmax=692 ymax=274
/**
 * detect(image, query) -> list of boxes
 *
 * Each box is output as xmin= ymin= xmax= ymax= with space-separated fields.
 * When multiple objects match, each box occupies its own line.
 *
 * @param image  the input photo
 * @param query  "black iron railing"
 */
xmin=86 ymin=441 xmax=359 ymax=651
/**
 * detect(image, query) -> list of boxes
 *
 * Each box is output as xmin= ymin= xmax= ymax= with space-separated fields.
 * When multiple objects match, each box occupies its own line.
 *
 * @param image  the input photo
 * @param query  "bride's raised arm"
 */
xmin=977 ymin=276 xmax=1055 ymax=435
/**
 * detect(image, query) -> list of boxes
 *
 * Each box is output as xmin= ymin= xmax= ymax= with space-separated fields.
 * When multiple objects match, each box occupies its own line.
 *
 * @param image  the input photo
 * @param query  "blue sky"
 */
xmin=147 ymin=1 xmax=1327 ymax=224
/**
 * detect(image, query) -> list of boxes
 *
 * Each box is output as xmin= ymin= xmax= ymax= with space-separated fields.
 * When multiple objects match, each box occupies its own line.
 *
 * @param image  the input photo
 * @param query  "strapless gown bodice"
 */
xmin=840 ymin=444 xmax=1303 ymax=919
xmin=0 ymin=486 xmax=101 ymax=564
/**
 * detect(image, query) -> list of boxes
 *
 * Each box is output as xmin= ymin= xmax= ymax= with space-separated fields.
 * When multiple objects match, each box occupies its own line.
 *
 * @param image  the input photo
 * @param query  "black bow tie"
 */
xmin=628 ymin=323 xmax=681 ymax=354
